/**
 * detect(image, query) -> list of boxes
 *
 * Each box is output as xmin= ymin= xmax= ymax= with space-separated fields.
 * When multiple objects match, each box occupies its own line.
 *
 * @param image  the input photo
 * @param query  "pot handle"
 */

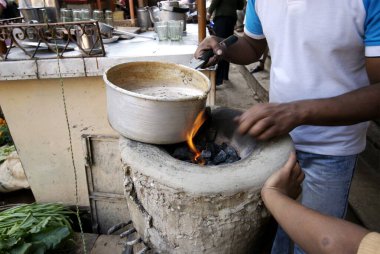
xmin=148 ymin=6 xmax=159 ymax=23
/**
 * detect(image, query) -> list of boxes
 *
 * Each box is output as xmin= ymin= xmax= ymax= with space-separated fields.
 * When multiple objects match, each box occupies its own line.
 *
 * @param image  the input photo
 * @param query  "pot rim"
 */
xmin=103 ymin=61 xmax=211 ymax=102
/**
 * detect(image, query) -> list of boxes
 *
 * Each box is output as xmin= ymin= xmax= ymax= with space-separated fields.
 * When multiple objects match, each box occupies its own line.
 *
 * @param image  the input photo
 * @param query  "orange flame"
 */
xmin=186 ymin=110 xmax=207 ymax=165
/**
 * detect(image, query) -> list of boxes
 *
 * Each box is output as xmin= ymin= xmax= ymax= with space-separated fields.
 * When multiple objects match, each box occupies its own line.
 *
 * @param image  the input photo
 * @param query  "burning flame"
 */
xmin=186 ymin=110 xmax=207 ymax=165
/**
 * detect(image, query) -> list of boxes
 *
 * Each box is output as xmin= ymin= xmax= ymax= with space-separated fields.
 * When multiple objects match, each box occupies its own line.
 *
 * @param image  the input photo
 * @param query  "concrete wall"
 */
xmin=0 ymin=77 xmax=115 ymax=206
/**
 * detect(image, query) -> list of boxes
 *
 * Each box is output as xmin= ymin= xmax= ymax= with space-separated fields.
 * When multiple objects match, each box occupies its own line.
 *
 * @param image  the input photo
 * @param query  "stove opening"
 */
xmin=161 ymin=107 xmax=257 ymax=166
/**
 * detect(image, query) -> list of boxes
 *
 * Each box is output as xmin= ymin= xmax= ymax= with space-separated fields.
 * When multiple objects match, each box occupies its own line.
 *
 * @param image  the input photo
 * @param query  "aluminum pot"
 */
xmin=104 ymin=61 xmax=211 ymax=144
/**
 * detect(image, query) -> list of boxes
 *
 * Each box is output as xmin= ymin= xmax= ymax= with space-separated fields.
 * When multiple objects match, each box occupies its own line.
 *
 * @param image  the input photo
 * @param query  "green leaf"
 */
xmin=6 ymin=223 xmax=22 ymax=236
xmin=0 ymin=236 xmax=19 ymax=249
xmin=29 ymin=217 xmax=51 ymax=234
xmin=9 ymin=242 xmax=32 ymax=254
xmin=30 ymin=226 xmax=70 ymax=250
xmin=0 ymin=144 xmax=16 ymax=162
xmin=28 ymin=241 xmax=46 ymax=254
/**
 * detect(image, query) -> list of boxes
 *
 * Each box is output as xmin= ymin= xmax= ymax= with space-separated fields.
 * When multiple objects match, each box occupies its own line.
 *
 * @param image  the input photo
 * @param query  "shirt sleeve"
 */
xmin=244 ymin=0 xmax=265 ymax=39
xmin=357 ymin=232 xmax=380 ymax=254
xmin=363 ymin=0 xmax=380 ymax=57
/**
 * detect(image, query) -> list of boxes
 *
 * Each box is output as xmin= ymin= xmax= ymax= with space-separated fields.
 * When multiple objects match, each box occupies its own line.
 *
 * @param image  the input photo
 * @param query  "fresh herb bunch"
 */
xmin=0 ymin=203 xmax=74 ymax=254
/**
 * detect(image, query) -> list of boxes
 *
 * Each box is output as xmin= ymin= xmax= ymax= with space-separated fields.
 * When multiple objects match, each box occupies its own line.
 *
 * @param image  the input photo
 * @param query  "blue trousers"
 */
xmin=271 ymin=150 xmax=357 ymax=254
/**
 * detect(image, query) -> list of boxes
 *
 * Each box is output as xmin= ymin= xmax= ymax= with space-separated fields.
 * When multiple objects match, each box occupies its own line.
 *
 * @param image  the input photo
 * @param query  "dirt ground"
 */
xmin=215 ymin=64 xmax=259 ymax=110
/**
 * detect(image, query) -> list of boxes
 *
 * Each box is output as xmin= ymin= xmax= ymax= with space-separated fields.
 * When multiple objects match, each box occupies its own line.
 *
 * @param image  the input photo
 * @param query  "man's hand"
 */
xmin=235 ymin=102 xmax=304 ymax=140
xmin=194 ymin=36 xmax=224 ymax=67
xmin=262 ymin=152 xmax=304 ymax=200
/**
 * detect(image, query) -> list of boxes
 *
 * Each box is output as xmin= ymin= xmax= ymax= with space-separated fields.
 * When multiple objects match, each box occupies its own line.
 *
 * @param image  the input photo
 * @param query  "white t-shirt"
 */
xmin=245 ymin=0 xmax=380 ymax=156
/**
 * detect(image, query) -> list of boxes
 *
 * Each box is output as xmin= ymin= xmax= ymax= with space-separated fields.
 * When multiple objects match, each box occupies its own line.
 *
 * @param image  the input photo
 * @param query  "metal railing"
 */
xmin=0 ymin=20 xmax=105 ymax=60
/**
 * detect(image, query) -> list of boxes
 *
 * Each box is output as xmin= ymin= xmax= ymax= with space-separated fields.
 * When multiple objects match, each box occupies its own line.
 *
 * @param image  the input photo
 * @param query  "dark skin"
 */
xmin=195 ymin=35 xmax=380 ymax=140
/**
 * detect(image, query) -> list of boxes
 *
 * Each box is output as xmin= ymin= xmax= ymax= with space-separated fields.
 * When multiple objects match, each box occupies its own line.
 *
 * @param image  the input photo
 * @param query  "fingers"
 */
xmin=194 ymin=36 xmax=224 ymax=67
xmin=283 ymin=152 xmax=297 ymax=174
xmin=295 ymin=162 xmax=305 ymax=184
xmin=236 ymin=104 xmax=272 ymax=135
xmin=237 ymin=111 xmax=263 ymax=135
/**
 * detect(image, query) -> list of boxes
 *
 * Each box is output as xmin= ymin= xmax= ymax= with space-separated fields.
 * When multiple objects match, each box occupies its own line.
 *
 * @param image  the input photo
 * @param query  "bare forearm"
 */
xmin=262 ymin=189 xmax=369 ymax=254
xmin=293 ymin=84 xmax=380 ymax=126
xmin=223 ymin=35 xmax=267 ymax=65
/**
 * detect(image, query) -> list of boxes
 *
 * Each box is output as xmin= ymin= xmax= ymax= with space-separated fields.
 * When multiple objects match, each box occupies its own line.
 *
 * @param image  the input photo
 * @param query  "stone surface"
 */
xmin=216 ymin=64 xmax=260 ymax=109
xmin=349 ymin=158 xmax=380 ymax=232
xmin=90 ymin=235 xmax=126 ymax=254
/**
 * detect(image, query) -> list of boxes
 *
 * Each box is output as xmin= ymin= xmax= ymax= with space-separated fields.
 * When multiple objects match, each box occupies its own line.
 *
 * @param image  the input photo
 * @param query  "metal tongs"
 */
xmin=190 ymin=35 xmax=239 ymax=69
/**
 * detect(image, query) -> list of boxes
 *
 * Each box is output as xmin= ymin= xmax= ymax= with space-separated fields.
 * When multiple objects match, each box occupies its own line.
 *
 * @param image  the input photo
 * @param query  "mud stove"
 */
xmin=117 ymin=107 xmax=293 ymax=254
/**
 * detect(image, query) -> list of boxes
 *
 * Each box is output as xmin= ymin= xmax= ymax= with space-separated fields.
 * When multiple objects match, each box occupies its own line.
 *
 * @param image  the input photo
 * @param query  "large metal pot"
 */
xmin=104 ymin=62 xmax=210 ymax=144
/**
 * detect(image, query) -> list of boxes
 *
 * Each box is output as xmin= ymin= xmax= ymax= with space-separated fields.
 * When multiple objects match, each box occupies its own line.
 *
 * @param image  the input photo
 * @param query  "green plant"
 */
xmin=0 ymin=144 xmax=16 ymax=163
xmin=0 ymin=124 xmax=12 ymax=147
xmin=0 ymin=203 xmax=74 ymax=254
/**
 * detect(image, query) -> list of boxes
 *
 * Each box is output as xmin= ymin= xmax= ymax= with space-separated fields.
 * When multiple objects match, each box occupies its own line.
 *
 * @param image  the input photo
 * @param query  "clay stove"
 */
xmin=120 ymin=107 xmax=293 ymax=254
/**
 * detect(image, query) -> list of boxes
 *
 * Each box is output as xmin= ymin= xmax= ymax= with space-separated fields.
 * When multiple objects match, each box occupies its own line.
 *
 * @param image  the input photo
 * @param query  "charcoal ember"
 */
xmin=225 ymin=155 xmax=241 ymax=164
xmin=201 ymin=150 xmax=212 ymax=159
xmin=221 ymin=142 xmax=228 ymax=151
xmin=172 ymin=146 xmax=192 ymax=160
xmin=205 ymin=142 xmax=218 ymax=157
xmin=223 ymin=145 xmax=238 ymax=158
xmin=213 ymin=150 xmax=227 ymax=165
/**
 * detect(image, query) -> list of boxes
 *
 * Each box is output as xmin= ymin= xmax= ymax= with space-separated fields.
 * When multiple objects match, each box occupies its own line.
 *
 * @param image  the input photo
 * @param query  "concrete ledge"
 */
xmin=349 ymin=158 xmax=380 ymax=232
xmin=361 ymin=122 xmax=380 ymax=172
xmin=237 ymin=64 xmax=269 ymax=103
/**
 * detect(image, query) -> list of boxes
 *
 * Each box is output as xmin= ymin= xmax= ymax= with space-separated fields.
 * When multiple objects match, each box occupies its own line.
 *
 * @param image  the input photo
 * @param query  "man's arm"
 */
xmin=236 ymin=58 xmax=380 ymax=140
xmin=292 ymin=57 xmax=380 ymax=126
xmin=261 ymin=153 xmax=370 ymax=254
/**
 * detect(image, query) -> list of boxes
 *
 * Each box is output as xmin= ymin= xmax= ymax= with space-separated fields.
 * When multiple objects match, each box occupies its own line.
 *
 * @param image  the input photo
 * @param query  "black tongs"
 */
xmin=190 ymin=35 xmax=239 ymax=69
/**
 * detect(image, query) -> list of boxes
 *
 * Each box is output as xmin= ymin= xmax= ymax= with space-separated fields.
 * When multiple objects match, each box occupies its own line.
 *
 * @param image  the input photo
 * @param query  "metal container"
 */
xmin=76 ymin=26 xmax=102 ymax=53
xmin=136 ymin=7 xmax=152 ymax=32
xmin=19 ymin=7 xmax=48 ymax=23
xmin=18 ymin=0 xmax=59 ymax=23
xmin=104 ymin=61 xmax=211 ymax=144
xmin=158 ymin=0 xmax=179 ymax=9
xmin=148 ymin=4 xmax=188 ymax=31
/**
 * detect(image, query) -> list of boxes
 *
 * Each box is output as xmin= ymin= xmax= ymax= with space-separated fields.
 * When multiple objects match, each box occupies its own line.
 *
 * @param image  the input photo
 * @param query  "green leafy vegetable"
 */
xmin=0 ymin=203 xmax=74 ymax=253
xmin=0 ymin=123 xmax=13 ymax=147
xmin=0 ymin=144 xmax=16 ymax=163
